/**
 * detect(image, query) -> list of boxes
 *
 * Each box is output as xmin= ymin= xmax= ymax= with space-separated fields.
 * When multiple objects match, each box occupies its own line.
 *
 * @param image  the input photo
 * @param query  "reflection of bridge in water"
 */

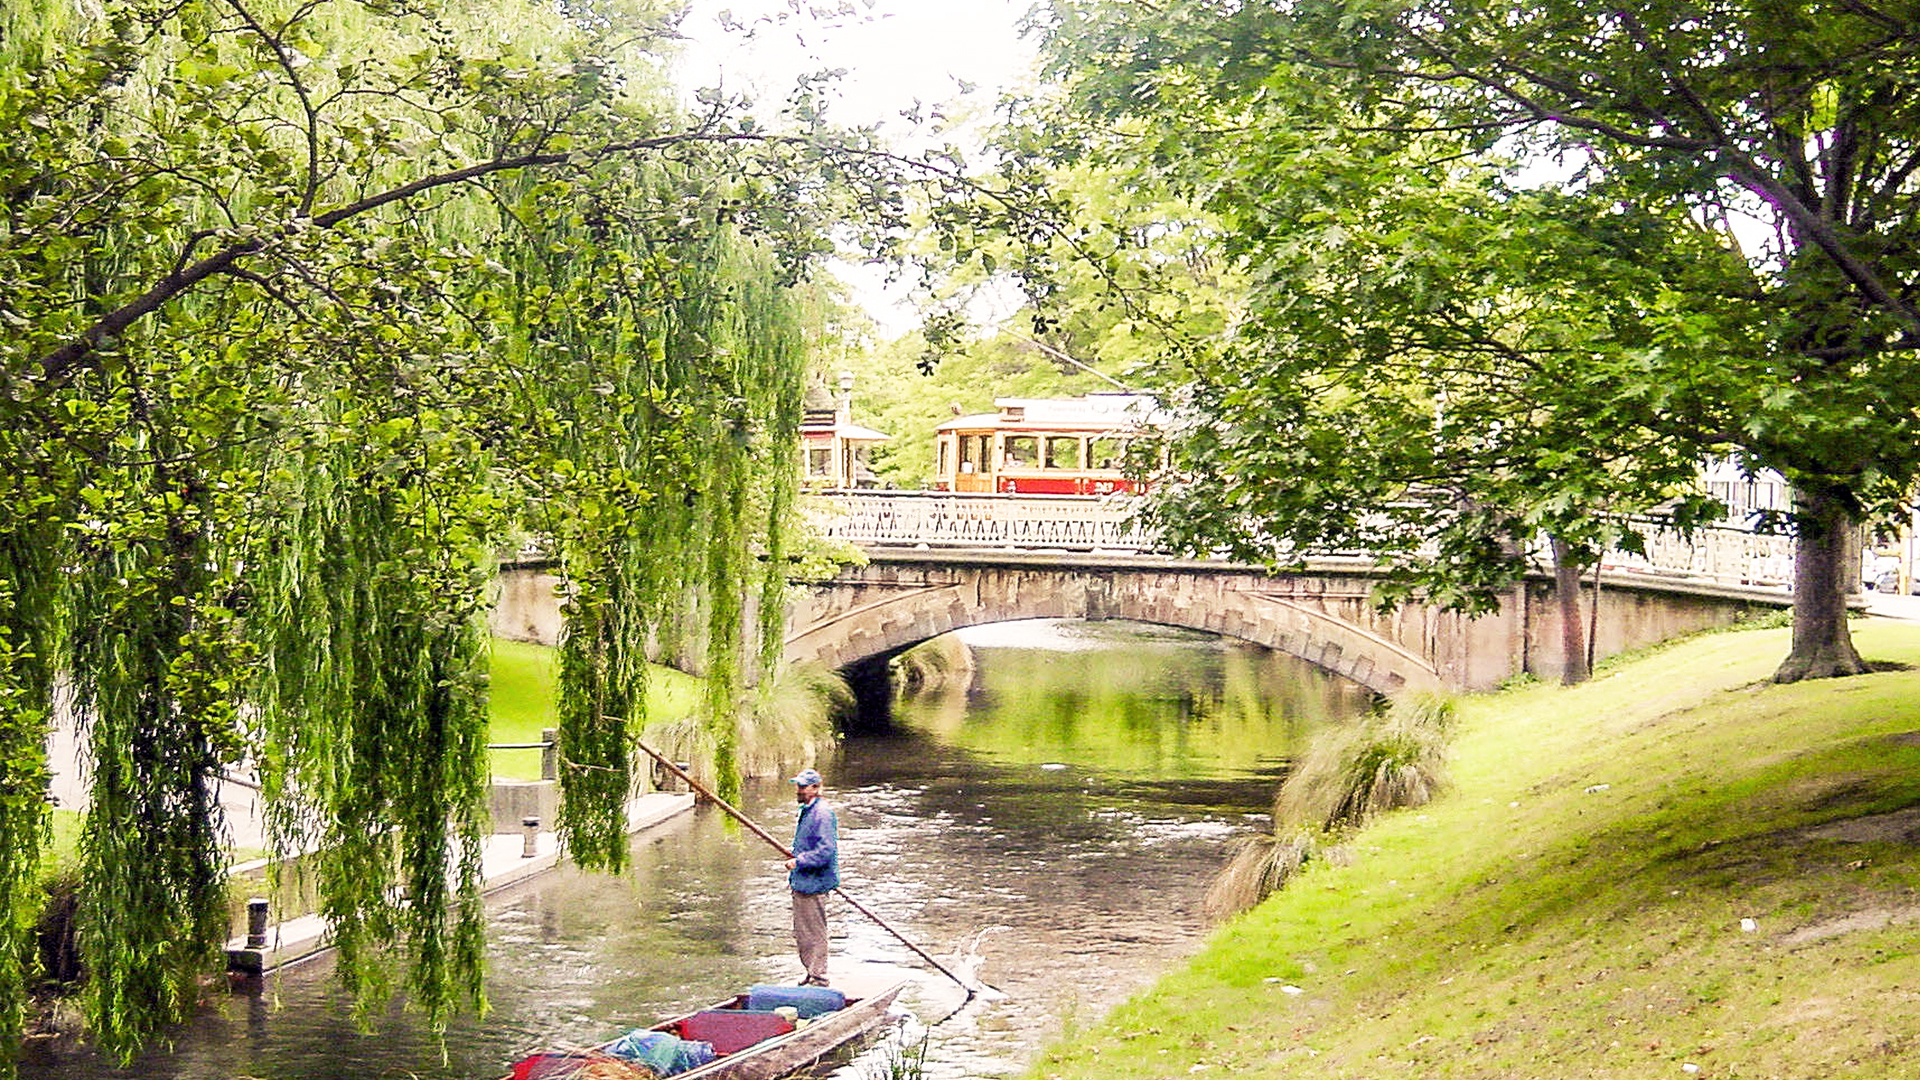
xmin=787 ymin=492 xmax=1796 ymax=696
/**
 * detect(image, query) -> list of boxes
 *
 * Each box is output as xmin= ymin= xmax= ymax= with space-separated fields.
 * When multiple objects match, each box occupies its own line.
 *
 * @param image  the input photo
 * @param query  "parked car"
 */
xmin=1865 ymin=554 xmax=1901 ymax=593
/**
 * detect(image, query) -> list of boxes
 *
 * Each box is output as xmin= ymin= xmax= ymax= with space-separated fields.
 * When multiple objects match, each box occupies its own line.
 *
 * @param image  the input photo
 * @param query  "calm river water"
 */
xmin=23 ymin=620 xmax=1372 ymax=1080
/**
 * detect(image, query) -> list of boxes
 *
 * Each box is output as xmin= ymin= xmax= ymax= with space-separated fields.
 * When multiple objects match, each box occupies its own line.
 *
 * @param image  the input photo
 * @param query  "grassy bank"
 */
xmin=487 ymin=638 xmax=704 ymax=779
xmin=487 ymin=639 xmax=842 ymax=781
xmin=1028 ymin=619 xmax=1920 ymax=1079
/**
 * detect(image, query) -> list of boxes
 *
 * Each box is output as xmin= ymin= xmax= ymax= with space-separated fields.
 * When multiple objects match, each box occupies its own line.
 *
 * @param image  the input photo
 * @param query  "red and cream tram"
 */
xmin=932 ymin=393 xmax=1159 ymax=495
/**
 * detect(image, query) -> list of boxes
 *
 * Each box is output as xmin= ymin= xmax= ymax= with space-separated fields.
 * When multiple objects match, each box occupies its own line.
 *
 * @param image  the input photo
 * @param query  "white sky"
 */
xmin=673 ymin=0 xmax=1037 ymax=137
xmin=673 ymin=0 xmax=1041 ymax=335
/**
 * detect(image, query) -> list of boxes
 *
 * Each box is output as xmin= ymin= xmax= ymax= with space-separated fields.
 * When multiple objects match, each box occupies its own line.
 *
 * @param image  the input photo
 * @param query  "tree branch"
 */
xmin=218 ymin=263 xmax=311 ymax=319
xmin=1717 ymin=146 xmax=1920 ymax=335
xmin=32 ymin=124 xmax=771 ymax=387
xmin=222 ymin=0 xmax=324 ymax=216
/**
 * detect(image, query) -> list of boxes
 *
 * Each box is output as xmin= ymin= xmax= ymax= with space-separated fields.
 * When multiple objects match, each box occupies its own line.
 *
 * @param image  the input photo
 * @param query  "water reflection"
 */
xmin=21 ymin=619 xmax=1371 ymax=1080
xmin=839 ymin=620 xmax=1373 ymax=1077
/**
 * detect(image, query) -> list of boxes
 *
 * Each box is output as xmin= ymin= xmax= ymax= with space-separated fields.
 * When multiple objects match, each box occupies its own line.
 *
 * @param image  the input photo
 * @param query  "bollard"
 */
xmin=540 ymin=728 xmax=558 ymax=781
xmin=522 ymin=816 xmax=540 ymax=858
xmin=246 ymin=897 xmax=270 ymax=950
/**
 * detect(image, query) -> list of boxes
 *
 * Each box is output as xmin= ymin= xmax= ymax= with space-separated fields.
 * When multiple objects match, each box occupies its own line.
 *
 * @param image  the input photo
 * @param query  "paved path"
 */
xmin=225 ymin=792 xmax=695 ymax=974
xmin=48 ymin=713 xmax=273 ymax=853
xmin=1865 ymin=592 xmax=1920 ymax=621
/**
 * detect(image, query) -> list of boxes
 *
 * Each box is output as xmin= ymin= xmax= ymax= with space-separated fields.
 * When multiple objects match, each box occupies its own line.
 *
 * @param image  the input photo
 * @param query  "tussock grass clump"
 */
xmin=1203 ymin=830 xmax=1318 ymax=922
xmin=891 ymin=634 xmax=974 ymax=697
xmin=489 ymin=639 xmax=850 ymax=787
xmin=736 ymin=662 xmax=849 ymax=779
xmin=1208 ymin=692 xmax=1456 ymax=919
xmin=1276 ymin=691 xmax=1455 ymax=833
xmin=634 ymin=663 xmax=846 ymax=790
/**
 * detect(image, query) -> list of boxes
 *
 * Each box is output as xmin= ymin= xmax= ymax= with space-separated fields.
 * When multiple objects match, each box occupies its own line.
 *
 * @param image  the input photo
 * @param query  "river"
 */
xmin=22 ymin=619 xmax=1372 ymax=1080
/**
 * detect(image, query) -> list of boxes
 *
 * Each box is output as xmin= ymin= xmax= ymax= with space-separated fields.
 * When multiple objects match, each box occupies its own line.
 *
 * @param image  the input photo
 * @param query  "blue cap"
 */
xmin=790 ymin=768 xmax=823 ymax=786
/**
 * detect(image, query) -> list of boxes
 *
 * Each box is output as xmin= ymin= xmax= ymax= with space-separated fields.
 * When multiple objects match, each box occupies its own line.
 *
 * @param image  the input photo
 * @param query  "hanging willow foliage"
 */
xmin=519 ymin=156 xmax=814 ymax=866
xmin=0 ymin=496 xmax=62 ymax=1064
xmin=0 ymin=0 xmax=876 ymax=1066
xmin=65 ymin=361 xmax=255 ymax=1059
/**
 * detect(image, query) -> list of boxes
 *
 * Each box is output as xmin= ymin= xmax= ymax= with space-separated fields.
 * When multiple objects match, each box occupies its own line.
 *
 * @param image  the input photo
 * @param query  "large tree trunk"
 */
xmin=1549 ymin=535 xmax=1591 ymax=685
xmin=1773 ymin=483 xmax=1870 ymax=683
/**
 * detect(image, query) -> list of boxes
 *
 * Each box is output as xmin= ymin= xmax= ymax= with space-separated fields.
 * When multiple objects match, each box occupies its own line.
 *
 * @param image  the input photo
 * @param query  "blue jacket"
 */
xmin=789 ymin=797 xmax=840 ymax=895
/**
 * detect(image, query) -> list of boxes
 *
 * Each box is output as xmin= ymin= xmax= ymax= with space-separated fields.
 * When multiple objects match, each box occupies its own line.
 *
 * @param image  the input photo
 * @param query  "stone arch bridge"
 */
xmin=493 ymin=494 xmax=1794 ymax=698
xmin=781 ymin=549 xmax=1787 ymax=697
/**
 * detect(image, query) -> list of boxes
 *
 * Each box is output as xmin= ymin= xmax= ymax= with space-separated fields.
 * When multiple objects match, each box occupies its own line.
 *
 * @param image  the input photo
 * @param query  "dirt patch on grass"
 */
xmin=1801 ymin=805 xmax=1920 ymax=844
xmin=1780 ymin=902 xmax=1920 ymax=947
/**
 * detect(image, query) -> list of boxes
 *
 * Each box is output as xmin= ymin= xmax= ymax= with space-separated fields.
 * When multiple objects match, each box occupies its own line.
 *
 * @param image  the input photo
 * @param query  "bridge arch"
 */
xmin=783 ymin=556 xmax=1444 ymax=697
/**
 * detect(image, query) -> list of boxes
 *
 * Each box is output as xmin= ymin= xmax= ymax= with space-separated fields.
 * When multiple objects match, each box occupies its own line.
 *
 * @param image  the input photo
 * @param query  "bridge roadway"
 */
xmin=494 ymin=492 xmax=1797 ymax=695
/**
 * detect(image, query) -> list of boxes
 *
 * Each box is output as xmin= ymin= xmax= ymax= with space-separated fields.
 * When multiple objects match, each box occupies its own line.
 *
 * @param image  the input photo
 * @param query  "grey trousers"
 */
xmin=791 ymin=889 xmax=829 ymax=984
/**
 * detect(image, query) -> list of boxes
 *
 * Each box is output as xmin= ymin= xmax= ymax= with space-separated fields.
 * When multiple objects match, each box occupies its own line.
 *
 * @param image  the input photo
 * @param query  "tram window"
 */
xmin=1090 ymin=437 xmax=1124 ymax=470
xmin=1045 ymin=436 xmax=1081 ymax=469
xmin=1003 ymin=435 xmax=1039 ymax=467
xmin=959 ymin=434 xmax=989 ymax=473
xmin=937 ymin=440 xmax=949 ymax=476
xmin=807 ymin=448 xmax=832 ymax=477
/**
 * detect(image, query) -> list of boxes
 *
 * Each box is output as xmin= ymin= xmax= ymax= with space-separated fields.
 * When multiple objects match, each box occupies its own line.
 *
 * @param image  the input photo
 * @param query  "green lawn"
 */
xmin=1027 ymin=618 xmax=1920 ymax=1080
xmin=487 ymin=638 xmax=562 ymax=780
xmin=487 ymin=638 xmax=703 ymax=779
xmin=46 ymin=808 xmax=82 ymax=870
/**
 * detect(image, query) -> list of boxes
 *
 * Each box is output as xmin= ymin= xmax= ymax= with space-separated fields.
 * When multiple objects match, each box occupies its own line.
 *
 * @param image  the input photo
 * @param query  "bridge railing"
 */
xmin=806 ymin=491 xmax=1153 ymax=552
xmin=806 ymin=491 xmax=1797 ymax=590
xmin=1591 ymin=522 xmax=1796 ymax=589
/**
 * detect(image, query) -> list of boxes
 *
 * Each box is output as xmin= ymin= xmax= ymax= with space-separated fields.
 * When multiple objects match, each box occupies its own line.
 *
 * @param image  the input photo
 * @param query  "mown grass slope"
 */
xmin=1028 ymin=619 xmax=1920 ymax=1080
xmin=487 ymin=637 xmax=703 ymax=779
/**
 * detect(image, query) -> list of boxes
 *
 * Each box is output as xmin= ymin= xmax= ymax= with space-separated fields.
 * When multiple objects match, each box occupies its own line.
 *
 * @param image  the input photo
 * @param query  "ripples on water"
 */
xmin=22 ymin=619 xmax=1371 ymax=1080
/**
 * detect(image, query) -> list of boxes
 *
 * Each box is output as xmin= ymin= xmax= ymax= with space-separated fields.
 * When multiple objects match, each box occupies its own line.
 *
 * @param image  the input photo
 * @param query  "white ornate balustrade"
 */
xmin=1597 ymin=524 xmax=1796 ymax=589
xmin=808 ymin=491 xmax=1799 ymax=592
xmin=807 ymin=491 xmax=1153 ymax=552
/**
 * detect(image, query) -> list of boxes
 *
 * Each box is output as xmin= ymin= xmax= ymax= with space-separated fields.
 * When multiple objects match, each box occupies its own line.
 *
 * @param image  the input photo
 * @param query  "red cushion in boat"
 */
xmin=675 ymin=1010 xmax=796 ymax=1055
xmin=511 ymin=1051 xmax=656 ymax=1079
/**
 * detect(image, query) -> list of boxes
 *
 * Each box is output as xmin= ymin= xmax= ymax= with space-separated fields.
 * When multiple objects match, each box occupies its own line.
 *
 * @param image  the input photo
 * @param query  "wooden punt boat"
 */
xmin=503 ymin=980 xmax=907 ymax=1080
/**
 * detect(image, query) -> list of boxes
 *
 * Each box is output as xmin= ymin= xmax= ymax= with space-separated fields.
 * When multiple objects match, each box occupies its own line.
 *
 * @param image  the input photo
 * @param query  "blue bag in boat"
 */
xmin=603 ymin=1029 xmax=716 ymax=1076
xmin=745 ymin=983 xmax=846 ymax=1018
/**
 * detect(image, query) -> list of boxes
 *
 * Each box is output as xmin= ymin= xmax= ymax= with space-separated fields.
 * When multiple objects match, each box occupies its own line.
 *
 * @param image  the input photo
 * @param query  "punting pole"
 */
xmin=633 ymin=738 xmax=988 ymax=1003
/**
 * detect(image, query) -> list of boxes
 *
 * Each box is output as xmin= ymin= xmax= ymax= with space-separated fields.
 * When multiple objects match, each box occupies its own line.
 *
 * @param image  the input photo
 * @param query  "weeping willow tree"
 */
xmin=503 ymin=153 xmax=815 ymax=868
xmin=0 ymin=472 xmax=63 ymax=1058
xmin=0 ymin=0 xmax=890 ymax=1067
